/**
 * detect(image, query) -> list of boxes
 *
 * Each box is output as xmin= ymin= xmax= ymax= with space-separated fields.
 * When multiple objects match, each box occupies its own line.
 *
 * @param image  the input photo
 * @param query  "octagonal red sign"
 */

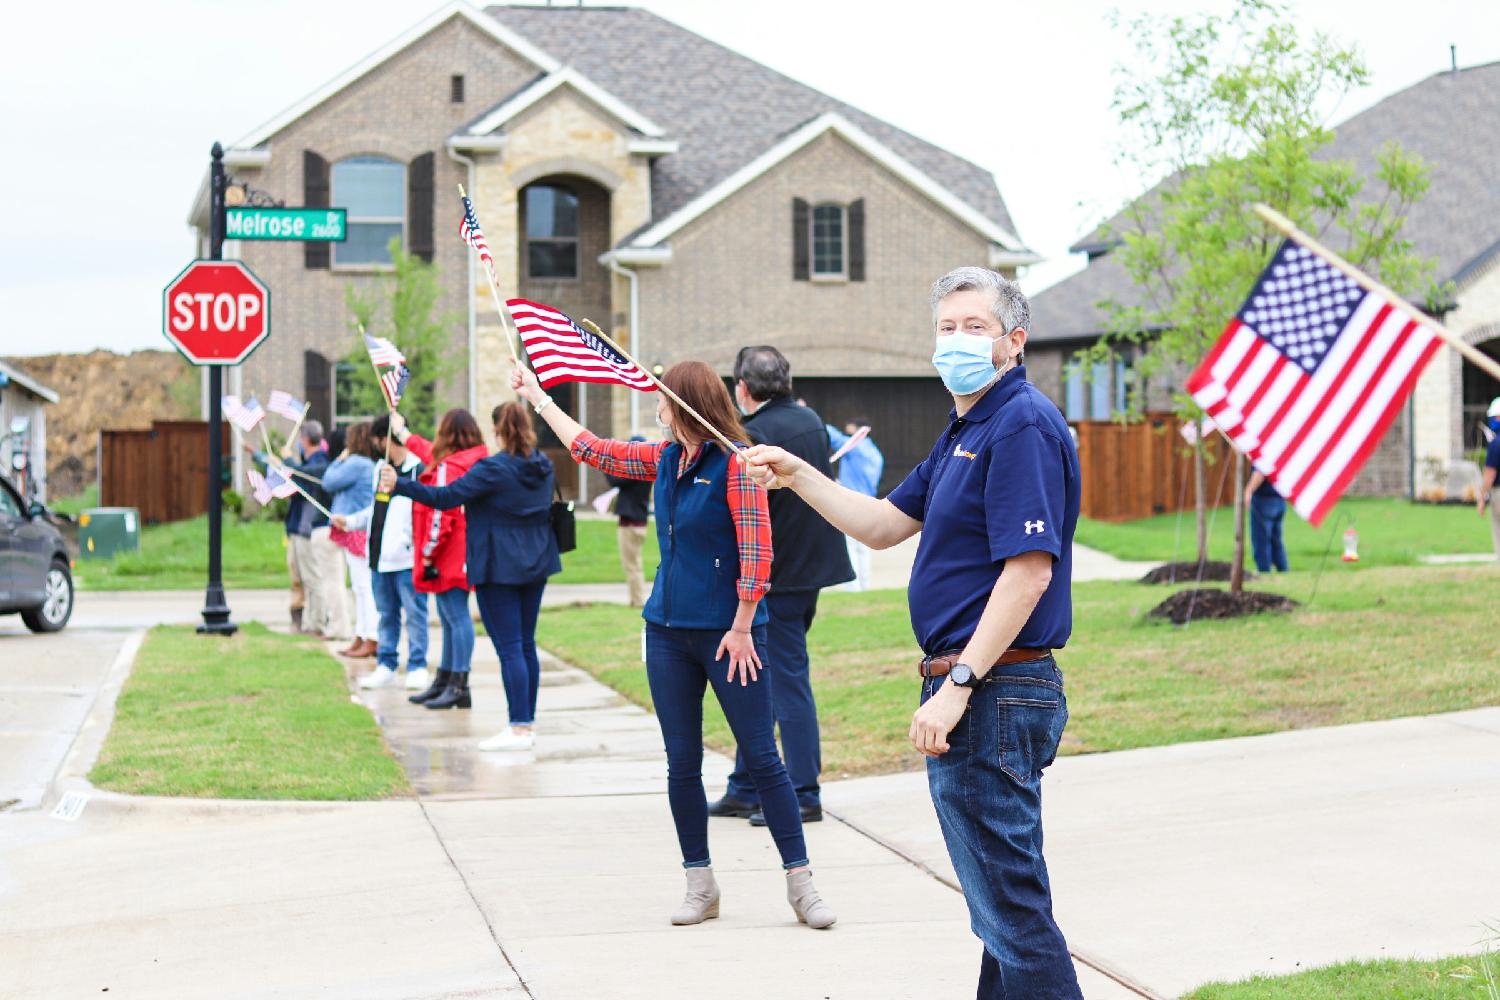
xmin=162 ymin=260 xmax=270 ymax=365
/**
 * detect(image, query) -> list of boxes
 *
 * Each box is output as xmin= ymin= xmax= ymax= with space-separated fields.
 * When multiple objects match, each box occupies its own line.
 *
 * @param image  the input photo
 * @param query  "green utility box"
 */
xmin=79 ymin=507 xmax=140 ymax=560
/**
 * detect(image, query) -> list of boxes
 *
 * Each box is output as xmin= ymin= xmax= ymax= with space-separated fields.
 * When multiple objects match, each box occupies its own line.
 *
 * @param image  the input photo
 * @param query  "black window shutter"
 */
xmin=848 ymin=199 xmax=866 ymax=282
xmin=792 ymin=197 xmax=809 ymax=281
xmin=408 ymin=151 xmax=435 ymax=263
xmin=303 ymin=150 xmax=330 ymax=270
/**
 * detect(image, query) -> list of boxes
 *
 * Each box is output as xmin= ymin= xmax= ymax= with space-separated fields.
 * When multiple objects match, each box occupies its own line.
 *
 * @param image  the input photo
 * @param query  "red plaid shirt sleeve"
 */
xmin=570 ymin=430 xmax=665 ymax=481
xmin=725 ymin=456 xmax=772 ymax=603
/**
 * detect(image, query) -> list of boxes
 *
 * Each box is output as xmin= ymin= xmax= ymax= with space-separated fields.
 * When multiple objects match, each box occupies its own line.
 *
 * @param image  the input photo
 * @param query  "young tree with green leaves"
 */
xmin=1087 ymin=0 xmax=1440 ymax=592
xmin=343 ymin=238 xmax=463 ymax=432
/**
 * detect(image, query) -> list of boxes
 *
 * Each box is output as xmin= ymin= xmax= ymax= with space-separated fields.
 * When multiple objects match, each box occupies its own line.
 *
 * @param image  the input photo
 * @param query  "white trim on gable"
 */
xmin=464 ymin=66 xmax=666 ymax=139
xmin=229 ymin=2 xmax=559 ymax=151
xmin=627 ymin=112 xmax=1036 ymax=258
xmin=0 ymin=360 xmax=60 ymax=404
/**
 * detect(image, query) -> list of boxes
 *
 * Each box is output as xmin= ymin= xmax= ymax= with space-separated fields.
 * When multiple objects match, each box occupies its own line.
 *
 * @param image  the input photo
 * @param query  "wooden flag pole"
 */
xmin=282 ymin=402 xmax=310 ymax=458
xmin=264 ymin=457 xmax=332 ymax=516
xmin=1254 ymin=204 xmax=1500 ymax=381
xmin=355 ymin=321 xmax=398 ymax=498
xmin=576 ymin=318 xmax=746 ymax=458
xmin=458 ymin=184 xmax=522 ymax=365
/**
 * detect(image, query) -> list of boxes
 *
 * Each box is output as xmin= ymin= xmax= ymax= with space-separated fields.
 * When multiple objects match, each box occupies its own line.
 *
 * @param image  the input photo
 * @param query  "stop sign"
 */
xmin=162 ymin=260 xmax=270 ymax=365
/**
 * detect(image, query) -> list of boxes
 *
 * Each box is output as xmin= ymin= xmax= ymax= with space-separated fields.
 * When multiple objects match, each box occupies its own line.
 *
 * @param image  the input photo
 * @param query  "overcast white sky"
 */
xmin=1 ymin=0 xmax=1495 ymax=357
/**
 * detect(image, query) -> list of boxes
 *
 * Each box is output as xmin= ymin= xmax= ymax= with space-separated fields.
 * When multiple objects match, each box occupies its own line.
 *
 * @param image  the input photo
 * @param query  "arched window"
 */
xmin=333 ymin=156 xmax=405 ymax=266
xmin=811 ymin=203 xmax=846 ymax=278
xmin=525 ymin=183 xmax=580 ymax=279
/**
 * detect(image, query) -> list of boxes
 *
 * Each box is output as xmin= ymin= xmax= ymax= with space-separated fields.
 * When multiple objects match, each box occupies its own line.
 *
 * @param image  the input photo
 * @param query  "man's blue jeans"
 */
xmin=1250 ymin=494 xmax=1289 ymax=573
xmin=645 ymin=623 xmax=808 ymax=870
xmin=371 ymin=568 xmax=429 ymax=670
xmin=474 ymin=581 xmax=546 ymax=726
xmin=432 ymin=587 xmax=474 ymax=674
xmin=922 ymin=656 xmax=1082 ymax=1000
xmin=725 ymin=589 xmax=822 ymax=809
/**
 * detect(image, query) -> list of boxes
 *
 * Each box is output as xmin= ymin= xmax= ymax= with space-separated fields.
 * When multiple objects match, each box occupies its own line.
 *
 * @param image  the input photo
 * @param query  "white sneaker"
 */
xmin=358 ymin=666 xmax=400 ymax=689
xmin=404 ymin=668 xmax=430 ymax=691
xmin=478 ymin=728 xmax=535 ymax=752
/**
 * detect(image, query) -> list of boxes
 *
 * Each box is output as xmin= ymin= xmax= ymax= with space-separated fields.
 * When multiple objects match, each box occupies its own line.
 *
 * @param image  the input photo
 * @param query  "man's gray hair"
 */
xmin=929 ymin=266 xmax=1031 ymax=335
xmin=734 ymin=345 xmax=793 ymax=402
xmin=301 ymin=419 xmax=324 ymax=445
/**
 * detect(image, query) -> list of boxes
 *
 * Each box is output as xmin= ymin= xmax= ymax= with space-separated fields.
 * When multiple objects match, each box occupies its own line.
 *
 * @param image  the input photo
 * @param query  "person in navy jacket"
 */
xmin=381 ymin=402 xmax=562 ymax=752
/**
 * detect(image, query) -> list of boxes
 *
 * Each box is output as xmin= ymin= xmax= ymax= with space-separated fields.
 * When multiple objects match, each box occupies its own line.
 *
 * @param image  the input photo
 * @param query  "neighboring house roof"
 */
xmin=0 ymin=359 xmax=60 ymax=404
xmin=1033 ymin=60 xmax=1500 ymax=343
xmin=483 ymin=4 xmax=1031 ymax=255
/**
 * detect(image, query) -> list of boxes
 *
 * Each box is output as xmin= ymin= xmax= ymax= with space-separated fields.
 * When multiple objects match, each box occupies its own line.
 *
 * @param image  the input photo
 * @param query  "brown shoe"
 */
xmin=338 ymin=640 xmax=362 ymax=656
xmin=348 ymin=639 xmax=377 ymax=658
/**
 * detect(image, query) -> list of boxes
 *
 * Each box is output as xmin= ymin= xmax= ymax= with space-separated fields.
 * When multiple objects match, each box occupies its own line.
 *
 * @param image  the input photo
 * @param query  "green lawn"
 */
xmin=1077 ymin=497 xmax=1491 ymax=567
xmin=536 ymin=563 xmax=1500 ymax=776
xmin=72 ymin=511 xmax=657 ymax=591
xmin=90 ymin=624 xmax=408 ymax=799
xmin=1184 ymin=952 xmax=1498 ymax=999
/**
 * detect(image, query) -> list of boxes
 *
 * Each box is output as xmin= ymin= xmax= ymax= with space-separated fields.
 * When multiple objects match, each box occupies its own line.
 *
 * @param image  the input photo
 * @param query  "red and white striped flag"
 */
xmin=1186 ymin=237 xmax=1440 ymax=525
xmin=267 ymin=390 xmax=306 ymax=421
xmin=263 ymin=466 xmax=299 ymax=499
xmin=222 ymin=394 xmax=265 ymax=434
xmin=363 ymin=333 xmax=404 ymax=368
xmin=247 ymin=469 xmax=274 ymax=505
xmin=505 ymin=298 xmax=656 ymax=392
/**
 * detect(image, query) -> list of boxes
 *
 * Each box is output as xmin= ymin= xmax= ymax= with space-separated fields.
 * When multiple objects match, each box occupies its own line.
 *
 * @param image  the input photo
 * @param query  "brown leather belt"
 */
xmin=918 ymin=647 xmax=1052 ymax=679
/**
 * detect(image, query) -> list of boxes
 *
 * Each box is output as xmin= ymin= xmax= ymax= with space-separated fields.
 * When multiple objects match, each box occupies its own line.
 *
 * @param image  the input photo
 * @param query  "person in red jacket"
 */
xmin=390 ymin=408 xmax=489 ymax=709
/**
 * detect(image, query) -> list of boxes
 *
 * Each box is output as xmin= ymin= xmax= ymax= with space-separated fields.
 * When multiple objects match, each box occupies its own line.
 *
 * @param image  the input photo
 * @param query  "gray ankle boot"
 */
xmin=786 ymin=869 xmax=836 ymax=929
xmin=670 ymin=866 xmax=720 ymax=925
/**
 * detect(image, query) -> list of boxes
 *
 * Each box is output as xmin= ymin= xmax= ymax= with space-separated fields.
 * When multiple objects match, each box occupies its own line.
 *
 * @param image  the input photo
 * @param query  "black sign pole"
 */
xmin=198 ymin=141 xmax=237 ymax=636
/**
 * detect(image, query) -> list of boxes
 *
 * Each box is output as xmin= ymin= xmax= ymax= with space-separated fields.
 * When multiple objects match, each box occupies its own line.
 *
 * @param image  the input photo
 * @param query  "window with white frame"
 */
xmin=811 ymin=203 xmax=846 ymax=278
xmin=332 ymin=157 xmax=405 ymax=266
xmin=525 ymin=184 xmax=580 ymax=279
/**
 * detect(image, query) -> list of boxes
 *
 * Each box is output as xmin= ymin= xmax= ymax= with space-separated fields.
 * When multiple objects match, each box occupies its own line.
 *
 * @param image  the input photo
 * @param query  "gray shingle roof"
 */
xmin=483 ymin=4 xmax=1022 ymax=249
xmin=1034 ymin=60 xmax=1500 ymax=343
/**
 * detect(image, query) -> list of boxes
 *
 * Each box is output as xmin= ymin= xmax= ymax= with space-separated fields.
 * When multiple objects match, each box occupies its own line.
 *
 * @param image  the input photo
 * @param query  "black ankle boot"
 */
xmin=408 ymin=669 xmax=452 ymax=705
xmin=424 ymin=671 xmax=471 ymax=710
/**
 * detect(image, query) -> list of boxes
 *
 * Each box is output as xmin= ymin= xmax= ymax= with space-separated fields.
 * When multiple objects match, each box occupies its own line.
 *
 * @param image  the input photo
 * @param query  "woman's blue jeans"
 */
xmin=1250 ymin=495 xmax=1289 ymax=572
xmin=645 ymin=623 xmax=808 ymax=871
xmin=432 ymin=587 xmax=474 ymax=674
xmin=474 ymin=581 xmax=546 ymax=726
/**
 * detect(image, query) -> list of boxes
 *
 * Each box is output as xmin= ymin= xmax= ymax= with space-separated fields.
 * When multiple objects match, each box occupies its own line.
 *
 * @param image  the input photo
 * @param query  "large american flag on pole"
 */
xmin=1186 ymin=238 xmax=1440 ymax=525
xmin=505 ymin=298 xmax=656 ymax=391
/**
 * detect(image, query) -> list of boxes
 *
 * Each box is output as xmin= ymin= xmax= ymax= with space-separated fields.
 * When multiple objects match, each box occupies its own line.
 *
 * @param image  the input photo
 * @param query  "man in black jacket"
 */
xmin=605 ymin=435 xmax=654 ymax=608
xmin=709 ymin=346 xmax=854 ymax=824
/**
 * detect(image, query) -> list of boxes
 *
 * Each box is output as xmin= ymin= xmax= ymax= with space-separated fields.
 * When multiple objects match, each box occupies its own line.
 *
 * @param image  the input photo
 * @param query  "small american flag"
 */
xmin=247 ymin=469 xmax=274 ymax=505
xmin=222 ymin=395 xmax=265 ymax=434
xmin=1187 ymin=237 xmax=1440 ymax=525
xmin=379 ymin=364 xmax=412 ymax=410
xmin=460 ymin=196 xmax=493 ymax=271
xmin=263 ymin=466 xmax=298 ymax=499
xmin=505 ymin=298 xmax=656 ymax=391
xmin=363 ymin=333 xmax=405 ymax=367
xmin=268 ymin=390 xmax=306 ymax=421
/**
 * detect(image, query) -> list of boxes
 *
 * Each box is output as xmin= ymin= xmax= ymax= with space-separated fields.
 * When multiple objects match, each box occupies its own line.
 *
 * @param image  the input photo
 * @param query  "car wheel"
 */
xmin=21 ymin=559 xmax=74 ymax=633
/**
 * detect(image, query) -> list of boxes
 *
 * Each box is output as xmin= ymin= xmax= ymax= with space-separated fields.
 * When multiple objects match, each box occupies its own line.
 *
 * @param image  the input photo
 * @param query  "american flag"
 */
xmin=1186 ymin=238 xmax=1440 ymax=525
xmin=263 ymin=466 xmax=299 ymax=499
xmin=505 ymin=299 xmax=656 ymax=391
xmin=267 ymin=390 xmax=306 ymax=421
xmin=247 ymin=469 xmax=274 ymax=505
xmin=379 ymin=364 xmax=412 ymax=410
xmin=459 ymin=196 xmax=494 ymax=274
xmin=363 ymin=333 xmax=405 ymax=367
xmin=222 ymin=394 xmax=265 ymax=434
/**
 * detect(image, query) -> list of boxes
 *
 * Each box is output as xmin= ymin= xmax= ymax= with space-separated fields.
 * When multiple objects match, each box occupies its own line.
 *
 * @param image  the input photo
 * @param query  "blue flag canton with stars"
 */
xmin=1238 ymin=240 xmax=1364 ymax=374
xmin=577 ymin=323 xmax=629 ymax=366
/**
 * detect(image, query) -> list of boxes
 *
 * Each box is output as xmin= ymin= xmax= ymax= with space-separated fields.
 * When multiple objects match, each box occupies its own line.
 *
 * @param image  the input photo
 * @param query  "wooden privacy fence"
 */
xmin=1074 ymin=413 xmax=1234 ymax=522
xmin=100 ymin=420 xmax=228 ymax=524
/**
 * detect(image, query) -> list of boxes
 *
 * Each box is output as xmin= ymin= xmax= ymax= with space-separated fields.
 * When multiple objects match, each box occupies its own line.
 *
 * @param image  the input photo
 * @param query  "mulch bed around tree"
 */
xmin=1139 ymin=560 xmax=1241 ymax=584
xmin=1148 ymin=587 xmax=1299 ymax=625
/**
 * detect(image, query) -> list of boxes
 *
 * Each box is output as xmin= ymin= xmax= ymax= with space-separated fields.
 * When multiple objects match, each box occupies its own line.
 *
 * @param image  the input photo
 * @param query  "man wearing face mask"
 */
xmin=706 ymin=346 xmax=853 ymax=827
xmin=742 ymin=267 xmax=1083 ymax=999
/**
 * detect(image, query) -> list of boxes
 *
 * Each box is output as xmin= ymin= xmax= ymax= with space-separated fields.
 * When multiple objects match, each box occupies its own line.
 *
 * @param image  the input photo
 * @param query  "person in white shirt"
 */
xmin=336 ymin=414 xmax=431 ymax=691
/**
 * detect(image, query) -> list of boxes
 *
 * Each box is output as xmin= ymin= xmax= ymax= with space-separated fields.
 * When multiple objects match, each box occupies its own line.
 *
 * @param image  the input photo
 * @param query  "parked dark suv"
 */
xmin=0 ymin=473 xmax=73 ymax=632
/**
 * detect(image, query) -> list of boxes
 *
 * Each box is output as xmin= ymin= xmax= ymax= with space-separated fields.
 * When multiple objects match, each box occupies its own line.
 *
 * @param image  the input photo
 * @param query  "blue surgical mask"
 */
xmin=1489 ymin=416 xmax=1500 ymax=434
xmin=932 ymin=331 xmax=1003 ymax=395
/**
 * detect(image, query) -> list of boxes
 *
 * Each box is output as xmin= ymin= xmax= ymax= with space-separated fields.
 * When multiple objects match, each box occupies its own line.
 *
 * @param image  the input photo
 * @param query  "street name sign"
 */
xmin=225 ymin=207 xmax=347 ymax=242
xmin=162 ymin=260 xmax=270 ymax=365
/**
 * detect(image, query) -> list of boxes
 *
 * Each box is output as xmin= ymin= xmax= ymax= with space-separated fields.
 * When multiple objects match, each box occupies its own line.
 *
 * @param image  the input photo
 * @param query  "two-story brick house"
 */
xmin=190 ymin=2 xmax=1037 ymax=497
xmin=1026 ymin=59 xmax=1500 ymax=503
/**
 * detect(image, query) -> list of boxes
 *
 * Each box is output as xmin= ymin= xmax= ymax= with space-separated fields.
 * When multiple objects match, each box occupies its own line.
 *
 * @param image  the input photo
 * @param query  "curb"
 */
xmin=41 ymin=629 xmax=146 ymax=815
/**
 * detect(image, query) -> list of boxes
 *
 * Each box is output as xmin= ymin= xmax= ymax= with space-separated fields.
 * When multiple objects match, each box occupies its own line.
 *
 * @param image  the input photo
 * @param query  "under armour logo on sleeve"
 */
xmin=1025 ymin=520 xmax=1046 ymax=535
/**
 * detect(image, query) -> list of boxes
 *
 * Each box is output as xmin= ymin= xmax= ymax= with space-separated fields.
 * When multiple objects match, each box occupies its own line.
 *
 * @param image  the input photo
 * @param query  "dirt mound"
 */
xmin=1148 ymin=587 xmax=1298 ymax=625
xmin=1140 ymin=560 xmax=1240 ymax=584
xmin=3 ymin=350 xmax=198 ymax=498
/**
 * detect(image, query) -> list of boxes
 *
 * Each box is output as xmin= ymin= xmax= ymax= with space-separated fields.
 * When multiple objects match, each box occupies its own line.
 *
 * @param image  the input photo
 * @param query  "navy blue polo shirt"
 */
xmin=1486 ymin=434 xmax=1500 ymax=473
xmin=887 ymin=366 xmax=1080 ymax=655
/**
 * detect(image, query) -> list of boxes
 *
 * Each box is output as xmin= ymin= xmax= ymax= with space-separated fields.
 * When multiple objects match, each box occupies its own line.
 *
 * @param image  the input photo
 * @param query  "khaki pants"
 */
xmin=1491 ymin=500 xmax=1500 ymax=560
xmin=617 ymin=524 xmax=648 ymax=607
xmin=290 ymin=534 xmax=323 ymax=632
xmin=310 ymin=526 xmax=351 ymax=639
xmin=285 ymin=534 xmax=304 ymax=613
